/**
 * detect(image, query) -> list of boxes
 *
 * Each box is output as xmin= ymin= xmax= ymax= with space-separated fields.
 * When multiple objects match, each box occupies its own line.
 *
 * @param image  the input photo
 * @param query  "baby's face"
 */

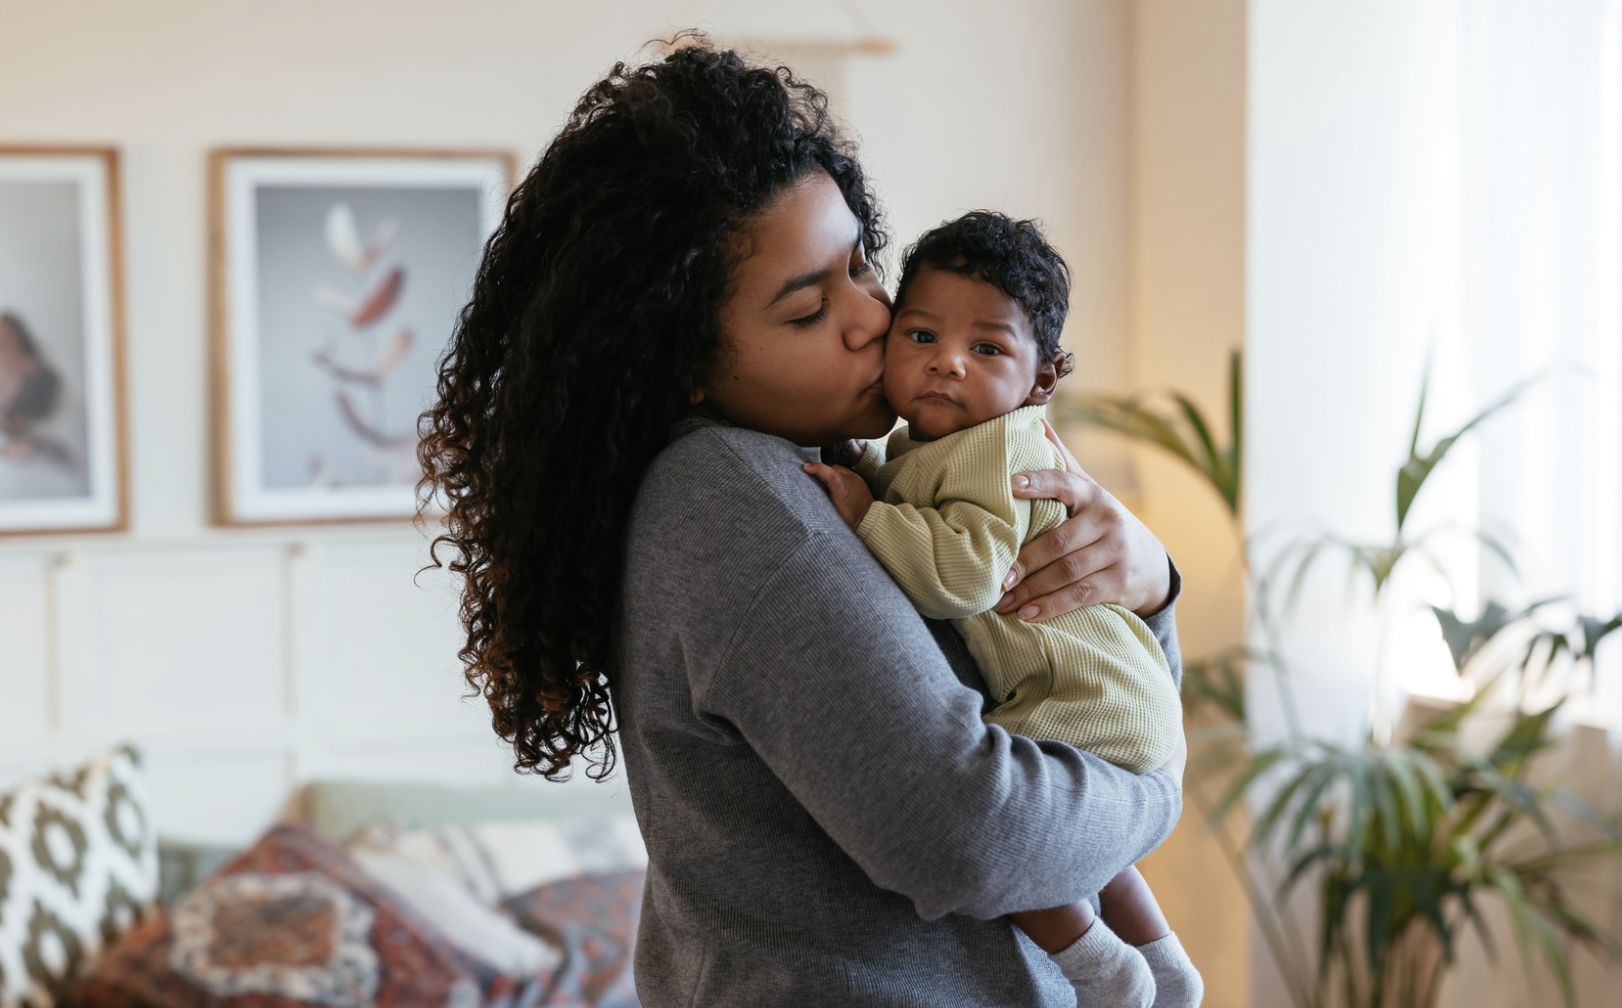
xmin=882 ymin=268 xmax=1055 ymax=440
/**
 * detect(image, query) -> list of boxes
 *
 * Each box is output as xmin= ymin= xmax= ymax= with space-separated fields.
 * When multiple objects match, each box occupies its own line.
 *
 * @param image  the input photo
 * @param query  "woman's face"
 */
xmin=701 ymin=172 xmax=896 ymax=446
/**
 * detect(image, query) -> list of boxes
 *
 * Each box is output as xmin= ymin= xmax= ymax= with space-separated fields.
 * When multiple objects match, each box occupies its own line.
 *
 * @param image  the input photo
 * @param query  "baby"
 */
xmin=806 ymin=212 xmax=1203 ymax=1008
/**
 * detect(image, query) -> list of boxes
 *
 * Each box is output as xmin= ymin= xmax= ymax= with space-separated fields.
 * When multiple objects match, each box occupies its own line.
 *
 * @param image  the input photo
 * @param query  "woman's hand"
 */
xmin=804 ymin=463 xmax=873 ymax=531
xmin=994 ymin=419 xmax=1172 ymax=621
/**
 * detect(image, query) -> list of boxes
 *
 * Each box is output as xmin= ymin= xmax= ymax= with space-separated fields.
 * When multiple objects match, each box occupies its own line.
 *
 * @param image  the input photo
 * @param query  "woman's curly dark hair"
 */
xmin=895 ymin=211 xmax=1074 ymax=376
xmin=418 ymin=40 xmax=888 ymax=780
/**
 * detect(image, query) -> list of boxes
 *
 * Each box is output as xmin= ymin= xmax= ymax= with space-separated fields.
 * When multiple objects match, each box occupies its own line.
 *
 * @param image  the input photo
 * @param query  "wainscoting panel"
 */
xmin=0 ymin=527 xmax=556 ymax=846
xmin=0 ymin=555 xmax=52 ymax=743
xmin=76 ymin=545 xmax=287 ymax=734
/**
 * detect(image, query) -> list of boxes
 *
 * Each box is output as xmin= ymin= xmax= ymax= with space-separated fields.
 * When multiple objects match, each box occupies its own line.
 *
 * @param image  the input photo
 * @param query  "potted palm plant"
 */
xmin=1058 ymin=358 xmax=1622 ymax=1008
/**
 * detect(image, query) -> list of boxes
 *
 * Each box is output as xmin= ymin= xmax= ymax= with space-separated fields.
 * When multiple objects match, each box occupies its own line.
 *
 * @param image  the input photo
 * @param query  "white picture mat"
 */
xmin=222 ymin=155 xmax=505 ymax=523
xmin=0 ymin=154 xmax=121 ymax=532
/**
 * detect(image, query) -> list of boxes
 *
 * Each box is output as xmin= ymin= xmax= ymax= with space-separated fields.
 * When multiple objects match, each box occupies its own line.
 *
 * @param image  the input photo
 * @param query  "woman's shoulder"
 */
xmin=633 ymin=419 xmax=848 ymax=544
xmin=621 ymin=419 xmax=898 ymax=678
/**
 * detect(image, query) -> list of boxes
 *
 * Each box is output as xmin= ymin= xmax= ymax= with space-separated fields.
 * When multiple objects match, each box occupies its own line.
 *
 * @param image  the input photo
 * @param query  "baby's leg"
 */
xmin=1010 ymin=899 xmax=1154 ymax=1008
xmin=1100 ymin=866 xmax=1204 ymax=1007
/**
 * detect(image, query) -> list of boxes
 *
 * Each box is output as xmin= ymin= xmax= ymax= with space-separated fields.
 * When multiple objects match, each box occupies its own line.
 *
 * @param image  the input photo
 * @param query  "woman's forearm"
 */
xmin=701 ymin=538 xmax=1183 ymax=921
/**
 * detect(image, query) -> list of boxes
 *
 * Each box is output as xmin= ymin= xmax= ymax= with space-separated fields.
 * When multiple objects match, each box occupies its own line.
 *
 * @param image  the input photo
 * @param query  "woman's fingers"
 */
xmin=995 ymin=537 xmax=1122 ymax=619
xmin=1011 ymin=466 xmax=1102 ymax=511
xmin=1001 ymin=470 xmax=1110 ymax=593
xmin=1000 ymin=465 xmax=1172 ymax=619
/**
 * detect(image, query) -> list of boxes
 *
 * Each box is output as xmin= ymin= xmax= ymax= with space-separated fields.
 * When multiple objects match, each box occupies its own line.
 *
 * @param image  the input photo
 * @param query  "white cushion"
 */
xmin=345 ymin=849 xmax=561 ymax=977
xmin=347 ymin=814 xmax=647 ymax=902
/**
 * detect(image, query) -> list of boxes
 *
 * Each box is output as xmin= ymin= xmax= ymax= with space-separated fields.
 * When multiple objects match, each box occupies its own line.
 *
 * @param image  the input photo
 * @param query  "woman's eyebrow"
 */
xmin=767 ymin=268 xmax=832 ymax=307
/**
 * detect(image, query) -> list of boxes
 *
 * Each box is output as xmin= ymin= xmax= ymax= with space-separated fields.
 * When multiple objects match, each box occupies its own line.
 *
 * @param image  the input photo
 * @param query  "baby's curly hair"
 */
xmin=895 ymin=211 xmax=1074 ymax=376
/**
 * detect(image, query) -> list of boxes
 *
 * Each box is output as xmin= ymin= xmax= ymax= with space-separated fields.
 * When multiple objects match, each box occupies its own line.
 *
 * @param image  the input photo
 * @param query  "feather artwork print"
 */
xmin=307 ymin=202 xmax=418 ymax=486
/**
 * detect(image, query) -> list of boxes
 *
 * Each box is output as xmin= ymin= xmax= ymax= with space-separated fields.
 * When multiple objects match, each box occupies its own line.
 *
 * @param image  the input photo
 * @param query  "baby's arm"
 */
xmin=856 ymin=495 xmax=1025 ymax=618
xmin=806 ymin=459 xmax=1025 ymax=620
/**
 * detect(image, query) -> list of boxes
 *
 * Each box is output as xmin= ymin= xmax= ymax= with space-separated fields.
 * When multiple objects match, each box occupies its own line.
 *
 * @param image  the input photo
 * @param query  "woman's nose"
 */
xmin=842 ymin=287 xmax=893 ymax=352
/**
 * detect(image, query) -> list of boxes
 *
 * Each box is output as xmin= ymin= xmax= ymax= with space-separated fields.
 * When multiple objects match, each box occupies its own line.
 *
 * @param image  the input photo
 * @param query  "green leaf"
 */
xmin=1581 ymin=614 xmax=1622 ymax=658
xmin=1430 ymin=601 xmax=1512 ymax=672
xmin=1211 ymin=745 xmax=1290 ymax=826
xmin=1058 ymin=349 xmax=1243 ymax=515
xmin=1396 ymin=375 xmax=1540 ymax=532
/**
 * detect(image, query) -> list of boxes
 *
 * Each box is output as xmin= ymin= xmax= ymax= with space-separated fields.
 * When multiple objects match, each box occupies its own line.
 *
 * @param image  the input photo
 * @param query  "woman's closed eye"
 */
xmin=789 ymin=299 xmax=830 ymax=328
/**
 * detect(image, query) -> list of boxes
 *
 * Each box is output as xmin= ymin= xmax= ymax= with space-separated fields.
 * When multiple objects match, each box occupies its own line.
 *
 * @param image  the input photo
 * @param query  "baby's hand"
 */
xmin=803 ymin=463 xmax=873 ymax=531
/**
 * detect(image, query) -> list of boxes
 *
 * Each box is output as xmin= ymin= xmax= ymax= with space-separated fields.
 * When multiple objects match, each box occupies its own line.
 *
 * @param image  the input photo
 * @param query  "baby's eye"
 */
xmin=972 ymin=344 xmax=1002 ymax=356
xmin=907 ymin=330 xmax=937 ymax=344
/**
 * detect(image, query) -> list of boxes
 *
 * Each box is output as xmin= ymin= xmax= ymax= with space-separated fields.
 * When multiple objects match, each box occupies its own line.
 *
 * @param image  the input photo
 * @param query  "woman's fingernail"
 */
xmin=1019 ymin=604 xmax=1040 ymax=621
xmin=1002 ymin=569 xmax=1019 ymax=590
xmin=996 ymin=593 xmax=1013 ymax=610
xmin=1013 ymin=474 xmax=1030 ymax=491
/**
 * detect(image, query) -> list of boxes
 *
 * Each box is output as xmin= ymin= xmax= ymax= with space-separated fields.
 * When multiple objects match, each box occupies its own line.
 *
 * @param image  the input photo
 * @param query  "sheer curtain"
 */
xmin=1459 ymin=0 xmax=1622 ymax=733
xmin=1247 ymin=4 xmax=1622 ymax=1003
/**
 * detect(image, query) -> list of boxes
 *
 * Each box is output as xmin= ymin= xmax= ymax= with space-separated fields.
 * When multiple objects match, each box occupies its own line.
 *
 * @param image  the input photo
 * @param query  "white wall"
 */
xmin=0 ymin=0 xmax=1133 ymax=845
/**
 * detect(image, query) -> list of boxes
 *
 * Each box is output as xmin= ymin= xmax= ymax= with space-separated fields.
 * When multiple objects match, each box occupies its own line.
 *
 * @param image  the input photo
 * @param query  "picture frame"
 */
xmin=0 ymin=147 xmax=129 ymax=535
xmin=210 ymin=148 xmax=513 ymax=525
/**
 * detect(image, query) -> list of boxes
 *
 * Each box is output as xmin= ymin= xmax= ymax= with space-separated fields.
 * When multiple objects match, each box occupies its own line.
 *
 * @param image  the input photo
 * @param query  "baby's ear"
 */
xmin=1023 ymin=351 xmax=1064 ymax=407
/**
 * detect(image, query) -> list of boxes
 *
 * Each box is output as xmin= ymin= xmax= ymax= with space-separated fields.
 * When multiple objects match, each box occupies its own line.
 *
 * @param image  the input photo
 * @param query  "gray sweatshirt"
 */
xmin=616 ymin=414 xmax=1184 ymax=1007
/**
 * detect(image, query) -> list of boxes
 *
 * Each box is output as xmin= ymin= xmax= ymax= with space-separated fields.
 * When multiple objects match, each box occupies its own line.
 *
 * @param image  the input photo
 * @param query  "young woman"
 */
xmin=420 ymin=42 xmax=1186 ymax=1008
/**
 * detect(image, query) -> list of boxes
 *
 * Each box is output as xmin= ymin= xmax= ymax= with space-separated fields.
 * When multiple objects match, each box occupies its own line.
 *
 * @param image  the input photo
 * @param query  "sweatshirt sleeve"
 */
xmin=1141 ymin=557 xmax=1185 ymax=690
xmin=700 ymin=533 xmax=1183 ymax=922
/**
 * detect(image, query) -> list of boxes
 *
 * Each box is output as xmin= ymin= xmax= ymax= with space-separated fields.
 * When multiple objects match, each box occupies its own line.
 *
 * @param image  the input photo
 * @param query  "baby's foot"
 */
xmin=1048 ymin=917 xmax=1155 ymax=1008
xmin=1138 ymin=931 xmax=1203 ymax=1007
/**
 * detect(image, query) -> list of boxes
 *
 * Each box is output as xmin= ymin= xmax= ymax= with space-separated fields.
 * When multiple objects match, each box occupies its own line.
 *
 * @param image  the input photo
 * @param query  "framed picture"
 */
xmin=0 ymin=147 xmax=128 ymax=535
xmin=210 ymin=148 xmax=512 ymax=525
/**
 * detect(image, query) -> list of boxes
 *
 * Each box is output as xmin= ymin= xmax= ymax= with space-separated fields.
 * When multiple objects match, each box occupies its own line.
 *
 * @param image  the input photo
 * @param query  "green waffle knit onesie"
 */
xmin=852 ymin=404 xmax=1182 ymax=772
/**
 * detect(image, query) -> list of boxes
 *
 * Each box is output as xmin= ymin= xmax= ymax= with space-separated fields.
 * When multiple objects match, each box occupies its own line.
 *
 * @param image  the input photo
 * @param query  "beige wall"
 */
xmin=0 ymin=1 xmax=1271 ymax=996
xmin=1121 ymin=2 xmax=1251 ymax=1008
xmin=0 ymin=0 xmax=1140 ymax=836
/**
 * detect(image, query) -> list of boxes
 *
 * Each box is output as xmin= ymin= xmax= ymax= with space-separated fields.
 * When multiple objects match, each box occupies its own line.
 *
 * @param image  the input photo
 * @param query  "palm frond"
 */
xmin=1396 ymin=375 xmax=1541 ymax=532
xmin=1057 ymin=349 xmax=1243 ymax=514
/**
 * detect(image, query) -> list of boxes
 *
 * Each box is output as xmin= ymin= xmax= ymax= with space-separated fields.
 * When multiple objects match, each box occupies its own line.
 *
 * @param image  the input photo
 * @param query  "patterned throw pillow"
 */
xmin=504 ymin=871 xmax=644 ymax=1008
xmin=0 ymin=746 xmax=158 ymax=1008
xmin=57 ymin=823 xmax=551 ymax=1008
